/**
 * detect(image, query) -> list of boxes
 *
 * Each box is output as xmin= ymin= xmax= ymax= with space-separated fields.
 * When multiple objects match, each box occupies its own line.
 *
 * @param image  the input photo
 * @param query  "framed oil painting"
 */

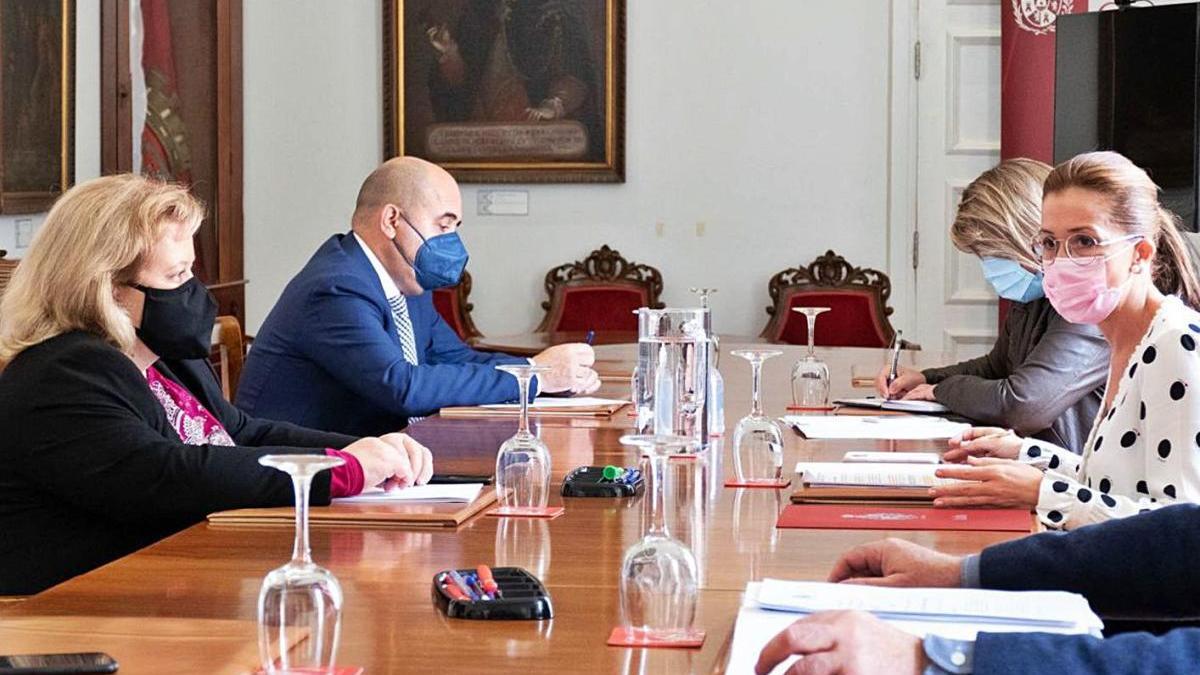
xmin=384 ymin=0 xmax=625 ymax=183
xmin=0 ymin=0 xmax=74 ymax=213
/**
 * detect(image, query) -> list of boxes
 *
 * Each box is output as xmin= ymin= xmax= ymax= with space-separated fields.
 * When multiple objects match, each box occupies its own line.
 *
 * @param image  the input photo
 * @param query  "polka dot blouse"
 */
xmin=1019 ymin=295 xmax=1200 ymax=530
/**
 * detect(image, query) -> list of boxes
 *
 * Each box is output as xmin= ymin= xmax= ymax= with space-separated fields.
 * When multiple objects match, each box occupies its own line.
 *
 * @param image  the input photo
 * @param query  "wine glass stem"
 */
xmin=290 ymin=473 xmax=313 ymax=566
xmin=517 ymin=373 xmax=532 ymax=436
xmin=806 ymin=313 xmax=817 ymax=358
xmin=750 ymin=359 xmax=764 ymax=417
xmin=648 ymin=453 xmax=669 ymax=538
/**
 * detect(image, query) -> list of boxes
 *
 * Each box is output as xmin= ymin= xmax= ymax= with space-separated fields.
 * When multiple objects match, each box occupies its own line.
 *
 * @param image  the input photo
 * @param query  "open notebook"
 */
xmin=207 ymin=485 xmax=496 ymax=528
xmin=834 ymin=397 xmax=950 ymax=414
xmin=727 ymin=580 xmax=1103 ymax=674
xmin=792 ymin=461 xmax=963 ymax=504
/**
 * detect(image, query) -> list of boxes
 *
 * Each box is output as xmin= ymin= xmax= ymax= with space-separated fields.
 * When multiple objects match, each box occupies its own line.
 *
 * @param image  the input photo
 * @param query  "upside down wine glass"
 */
xmin=618 ymin=434 xmax=700 ymax=640
xmin=790 ymin=307 xmax=832 ymax=409
xmin=731 ymin=349 xmax=785 ymax=483
xmin=257 ymin=454 xmax=345 ymax=674
xmin=495 ymin=364 xmax=553 ymax=509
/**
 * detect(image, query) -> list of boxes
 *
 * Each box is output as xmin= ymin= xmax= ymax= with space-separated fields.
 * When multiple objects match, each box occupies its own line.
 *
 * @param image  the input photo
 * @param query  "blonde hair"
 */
xmin=1044 ymin=151 xmax=1200 ymax=311
xmin=950 ymin=158 xmax=1051 ymax=269
xmin=0 ymin=174 xmax=204 ymax=362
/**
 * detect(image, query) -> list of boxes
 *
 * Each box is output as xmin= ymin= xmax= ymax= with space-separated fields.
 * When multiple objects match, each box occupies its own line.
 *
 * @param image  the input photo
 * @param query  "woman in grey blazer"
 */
xmin=877 ymin=159 xmax=1108 ymax=453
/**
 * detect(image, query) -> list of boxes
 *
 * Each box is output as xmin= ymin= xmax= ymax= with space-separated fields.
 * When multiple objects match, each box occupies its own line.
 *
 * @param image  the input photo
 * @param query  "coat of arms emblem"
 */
xmin=1012 ymin=0 xmax=1075 ymax=36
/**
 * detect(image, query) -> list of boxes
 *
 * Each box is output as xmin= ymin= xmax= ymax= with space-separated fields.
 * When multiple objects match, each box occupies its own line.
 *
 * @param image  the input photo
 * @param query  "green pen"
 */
xmin=602 ymin=465 xmax=624 ymax=482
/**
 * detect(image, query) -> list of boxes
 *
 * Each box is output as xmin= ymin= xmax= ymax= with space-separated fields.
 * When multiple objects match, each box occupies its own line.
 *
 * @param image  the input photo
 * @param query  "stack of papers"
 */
xmin=480 ymin=396 xmax=628 ymax=410
xmin=795 ymin=462 xmax=961 ymax=489
xmin=783 ymin=415 xmax=969 ymax=440
xmin=335 ymin=483 xmax=484 ymax=505
xmin=728 ymin=580 xmax=1103 ymax=674
xmin=440 ymin=396 xmax=629 ymax=418
xmin=792 ymin=462 xmax=962 ymax=504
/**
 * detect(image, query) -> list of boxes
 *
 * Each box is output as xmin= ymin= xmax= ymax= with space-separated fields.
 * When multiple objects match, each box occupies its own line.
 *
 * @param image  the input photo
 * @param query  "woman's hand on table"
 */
xmin=343 ymin=434 xmax=434 ymax=489
xmin=930 ymin=457 xmax=1042 ymax=509
xmin=943 ymin=427 xmax=1022 ymax=463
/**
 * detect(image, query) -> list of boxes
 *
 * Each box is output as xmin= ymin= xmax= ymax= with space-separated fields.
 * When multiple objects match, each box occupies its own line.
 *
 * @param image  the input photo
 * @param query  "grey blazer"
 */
xmin=923 ymin=298 xmax=1108 ymax=454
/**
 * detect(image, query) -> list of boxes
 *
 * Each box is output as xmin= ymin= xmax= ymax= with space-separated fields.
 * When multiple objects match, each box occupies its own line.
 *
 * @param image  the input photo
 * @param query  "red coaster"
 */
xmin=724 ymin=478 xmax=791 ymax=489
xmin=607 ymin=626 xmax=706 ymax=648
xmin=487 ymin=506 xmax=565 ymax=519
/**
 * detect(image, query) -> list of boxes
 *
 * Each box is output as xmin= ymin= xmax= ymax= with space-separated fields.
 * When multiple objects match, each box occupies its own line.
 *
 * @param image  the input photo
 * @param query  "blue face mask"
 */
xmin=395 ymin=214 xmax=469 ymax=290
xmin=980 ymin=256 xmax=1044 ymax=303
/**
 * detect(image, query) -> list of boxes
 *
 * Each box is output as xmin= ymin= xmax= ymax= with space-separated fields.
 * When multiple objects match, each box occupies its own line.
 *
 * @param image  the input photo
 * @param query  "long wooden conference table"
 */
xmin=0 ymin=343 xmax=1019 ymax=673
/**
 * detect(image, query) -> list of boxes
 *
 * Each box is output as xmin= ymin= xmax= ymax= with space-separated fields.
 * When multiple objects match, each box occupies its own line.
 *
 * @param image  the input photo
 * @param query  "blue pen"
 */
xmin=585 ymin=329 xmax=595 ymax=345
xmin=466 ymin=573 xmax=491 ymax=601
xmin=623 ymin=468 xmax=642 ymax=485
xmin=448 ymin=569 xmax=478 ymax=601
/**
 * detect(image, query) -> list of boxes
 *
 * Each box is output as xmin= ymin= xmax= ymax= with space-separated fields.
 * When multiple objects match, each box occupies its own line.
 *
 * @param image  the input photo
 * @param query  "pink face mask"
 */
xmin=1043 ymin=239 xmax=1141 ymax=324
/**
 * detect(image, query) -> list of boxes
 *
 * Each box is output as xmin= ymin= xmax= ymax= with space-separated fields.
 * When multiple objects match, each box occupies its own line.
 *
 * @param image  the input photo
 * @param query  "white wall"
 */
xmin=242 ymin=0 xmax=897 ymax=337
xmin=0 ymin=0 xmax=101 ymax=254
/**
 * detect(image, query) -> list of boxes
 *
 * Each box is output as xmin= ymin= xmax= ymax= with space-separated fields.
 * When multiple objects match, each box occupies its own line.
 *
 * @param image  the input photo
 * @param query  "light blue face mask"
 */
xmin=980 ymin=256 xmax=1044 ymax=303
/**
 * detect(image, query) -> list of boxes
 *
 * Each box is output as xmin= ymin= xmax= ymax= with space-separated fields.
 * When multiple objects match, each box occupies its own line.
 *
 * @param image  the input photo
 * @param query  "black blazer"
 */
xmin=0 ymin=331 xmax=355 ymax=595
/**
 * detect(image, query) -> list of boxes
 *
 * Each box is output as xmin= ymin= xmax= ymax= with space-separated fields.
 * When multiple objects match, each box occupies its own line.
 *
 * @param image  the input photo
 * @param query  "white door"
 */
xmin=911 ymin=0 xmax=1003 ymax=360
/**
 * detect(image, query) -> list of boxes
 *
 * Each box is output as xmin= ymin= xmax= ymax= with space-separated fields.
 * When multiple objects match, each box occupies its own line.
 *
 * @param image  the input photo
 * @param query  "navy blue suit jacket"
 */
xmin=236 ymin=233 xmax=527 ymax=436
xmin=972 ymin=504 xmax=1200 ymax=674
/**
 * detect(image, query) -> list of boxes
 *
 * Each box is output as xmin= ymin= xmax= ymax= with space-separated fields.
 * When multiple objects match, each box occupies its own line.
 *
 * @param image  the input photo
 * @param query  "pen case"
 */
xmin=560 ymin=465 xmax=644 ymax=498
xmin=431 ymin=566 xmax=553 ymax=620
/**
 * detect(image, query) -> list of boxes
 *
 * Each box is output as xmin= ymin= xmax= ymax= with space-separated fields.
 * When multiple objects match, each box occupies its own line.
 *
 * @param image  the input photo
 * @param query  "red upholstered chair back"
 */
xmin=431 ymin=270 xmax=483 ymax=341
xmin=761 ymin=250 xmax=897 ymax=349
xmin=537 ymin=245 xmax=665 ymax=332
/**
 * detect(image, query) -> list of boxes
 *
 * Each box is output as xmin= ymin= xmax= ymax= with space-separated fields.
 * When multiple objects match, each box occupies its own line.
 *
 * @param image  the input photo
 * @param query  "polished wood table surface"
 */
xmin=1 ymin=345 xmax=998 ymax=674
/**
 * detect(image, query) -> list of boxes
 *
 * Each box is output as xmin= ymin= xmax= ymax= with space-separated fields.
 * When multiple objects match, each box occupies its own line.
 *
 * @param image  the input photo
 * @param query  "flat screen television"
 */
xmin=1055 ymin=4 xmax=1200 ymax=231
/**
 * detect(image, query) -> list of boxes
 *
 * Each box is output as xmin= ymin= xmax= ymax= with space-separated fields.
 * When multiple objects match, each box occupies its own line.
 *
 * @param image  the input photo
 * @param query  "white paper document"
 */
xmin=728 ymin=581 xmax=1103 ymax=674
xmin=480 ymin=396 xmax=628 ymax=410
xmin=782 ymin=415 xmax=969 ymax=440
xmin=756 ymin=579 xmax=1102 ymax=627
xmin=334 ymin=483 xmax=484 ymax=504
xmin=835 ymin=397 xmax=950 ymax=414
xmin=795 ymin=462 xmax=963 ymax=488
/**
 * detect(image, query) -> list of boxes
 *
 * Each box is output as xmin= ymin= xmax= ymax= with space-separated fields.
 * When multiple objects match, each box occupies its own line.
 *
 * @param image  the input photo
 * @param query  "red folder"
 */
xmin=776 ymin=504 xmax=1033 ymax=532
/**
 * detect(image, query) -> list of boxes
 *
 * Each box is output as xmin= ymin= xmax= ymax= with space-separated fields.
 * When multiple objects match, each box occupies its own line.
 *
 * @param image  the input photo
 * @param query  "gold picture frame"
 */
xmin=383 ymin=0 xmax=625 ymax=183
xmin=0 ymin=0 xmax=75 ymax=213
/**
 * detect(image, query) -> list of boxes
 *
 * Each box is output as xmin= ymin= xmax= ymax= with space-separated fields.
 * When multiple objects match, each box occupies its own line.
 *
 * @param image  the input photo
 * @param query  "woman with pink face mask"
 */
xmin=927 ymin=151 xmax=1200 ymax=530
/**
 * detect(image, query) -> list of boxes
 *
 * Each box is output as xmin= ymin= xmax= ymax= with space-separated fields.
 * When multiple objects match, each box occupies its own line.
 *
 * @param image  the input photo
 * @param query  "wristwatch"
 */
xmin=923 ymin=635 xmax=974 ymax=675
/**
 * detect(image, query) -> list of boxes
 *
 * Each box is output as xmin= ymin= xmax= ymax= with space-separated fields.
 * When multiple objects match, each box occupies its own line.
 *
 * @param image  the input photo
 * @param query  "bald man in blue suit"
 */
xmin=237 ymin=157 xmax=599 ymax=437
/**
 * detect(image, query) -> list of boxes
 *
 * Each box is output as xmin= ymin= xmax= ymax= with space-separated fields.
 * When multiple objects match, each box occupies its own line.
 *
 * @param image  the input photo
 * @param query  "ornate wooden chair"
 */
xmin=210 ymin=315 xmax=246 ymax=401
xmin=432 ymin=270 xmax=483 ymax=341
xmin=760 ymin=250 xmax=905 ymax=348
xmin=537 ymin=245 xmax=665 ymax=332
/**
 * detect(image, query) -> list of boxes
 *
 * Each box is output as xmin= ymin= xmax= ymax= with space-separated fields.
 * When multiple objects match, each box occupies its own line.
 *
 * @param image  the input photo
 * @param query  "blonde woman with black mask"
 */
xmin=0 ymin=175 xmax=435 ymax=594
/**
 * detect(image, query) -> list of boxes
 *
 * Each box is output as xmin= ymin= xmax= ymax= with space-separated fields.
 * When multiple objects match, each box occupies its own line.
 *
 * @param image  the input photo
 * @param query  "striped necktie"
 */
xmin=388 ymin=295 xmax=420 ymax=366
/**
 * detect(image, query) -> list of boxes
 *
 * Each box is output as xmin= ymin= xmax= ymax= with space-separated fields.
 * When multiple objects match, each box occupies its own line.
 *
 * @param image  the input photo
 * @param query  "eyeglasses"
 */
xmin=1031 ymin=233 xmax=1144 ymax=266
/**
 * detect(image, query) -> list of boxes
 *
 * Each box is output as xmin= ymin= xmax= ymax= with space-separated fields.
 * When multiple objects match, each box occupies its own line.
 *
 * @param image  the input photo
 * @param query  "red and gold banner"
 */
xmin=1000 ymin=1 xmax=1085 ymax=162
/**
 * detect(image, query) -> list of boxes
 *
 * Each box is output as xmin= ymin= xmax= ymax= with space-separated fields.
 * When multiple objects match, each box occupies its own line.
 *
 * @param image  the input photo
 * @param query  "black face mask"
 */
xmin=135 ymin=277 xmax=218 ymax=360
